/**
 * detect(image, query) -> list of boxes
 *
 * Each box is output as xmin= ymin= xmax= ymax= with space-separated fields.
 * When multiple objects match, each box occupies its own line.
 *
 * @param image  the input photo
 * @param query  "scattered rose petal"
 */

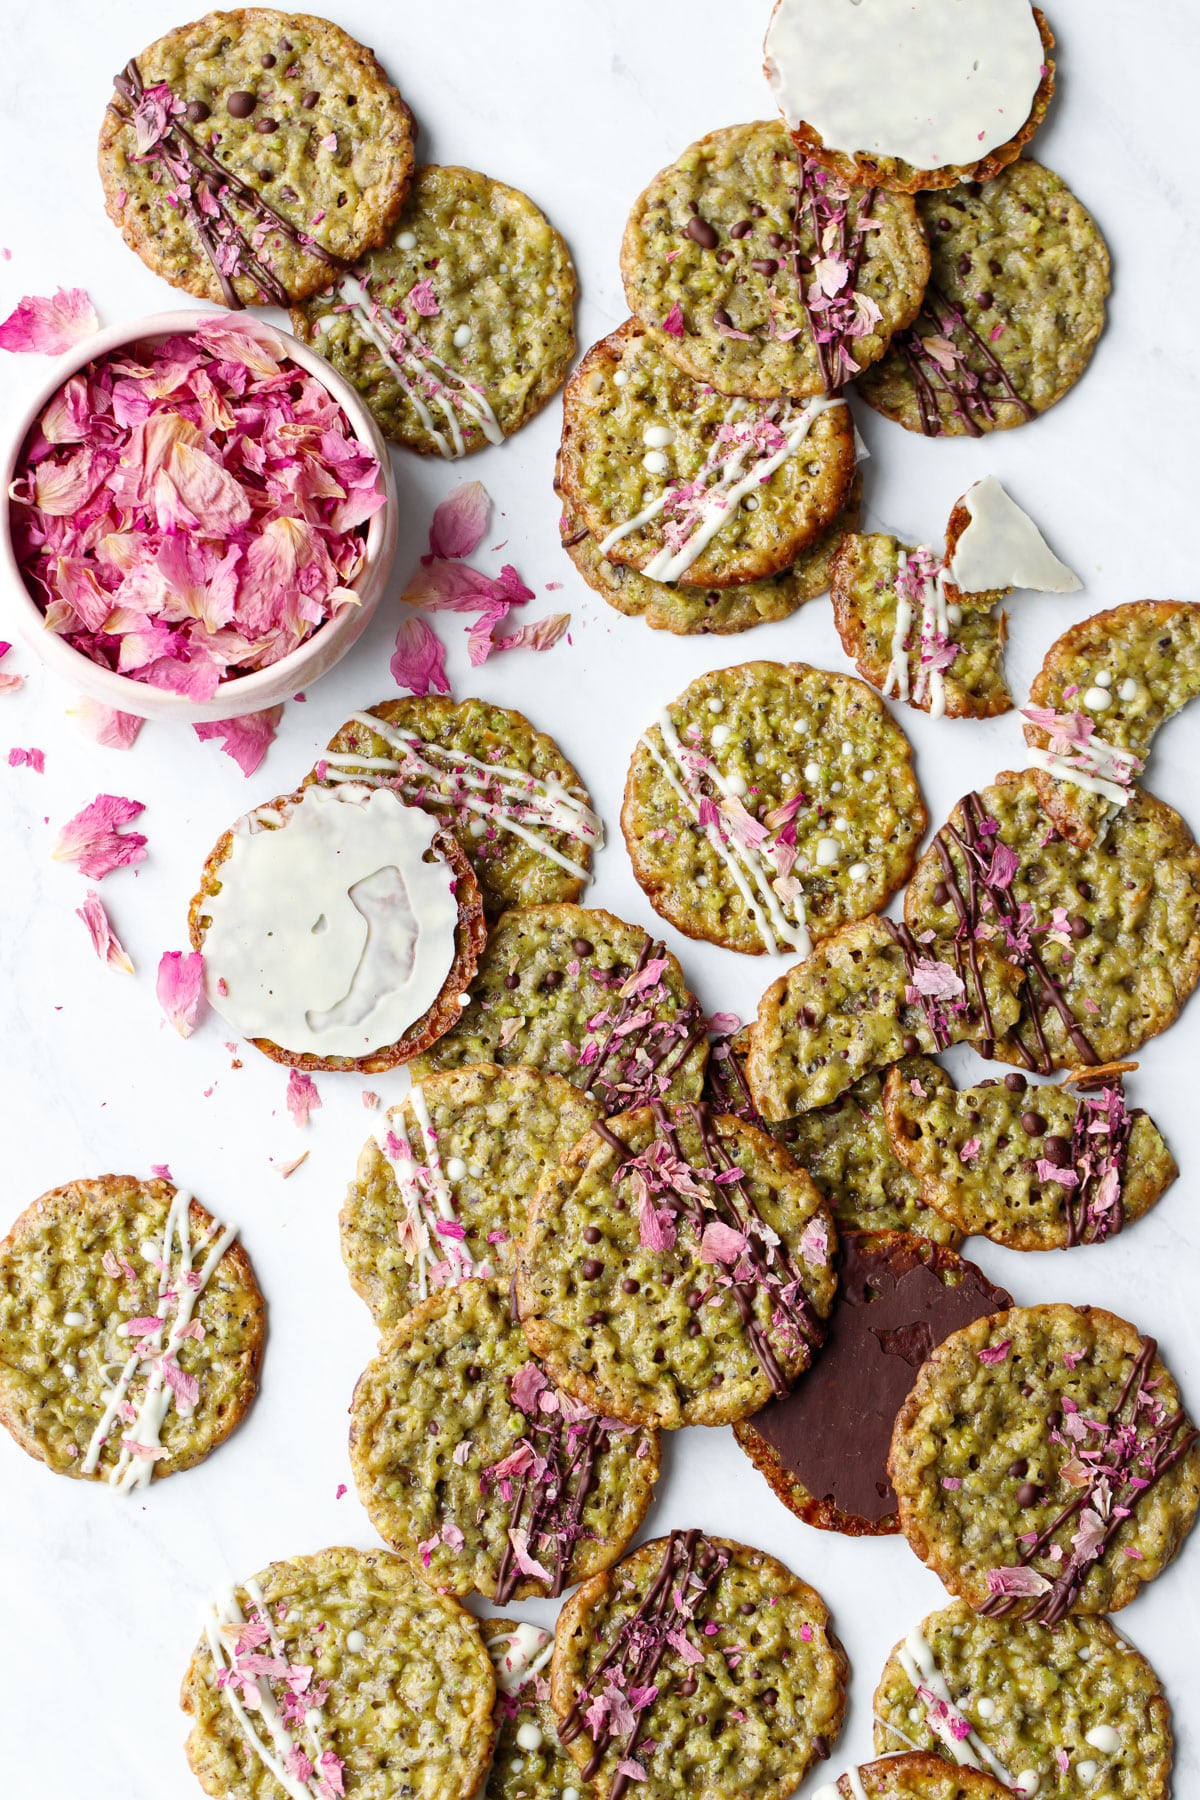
xmin=194 ymin=705 xmax=283 ymax=777
xmin=76 ymin=889 xmax=133 ymax=973
xmin=426 ymin=482 xmax=490 ymax=561
xmin=156 ymin=950 xmax=206 ymax=1037
xmin=0 ymin=642 xmax=23 ymax=695
xmin=287 ymin=1069 xmax=321 ymax=1128
xmin=390 ymin=616 xmax=450 ymax=697
xmin=8 ymin=746 xmax=44 ymax=772
xmin=66 ymin=696 xmax=143 ymax=748
xmin=408 ymin=280 xmax=440 ymax=317
xmin=53 ymin=793 xmax=147 ymax=880
xmin=0 ymin=286 xmax=98 ymax=355
xmin=481 ymin=612 xmax=570 ymax=661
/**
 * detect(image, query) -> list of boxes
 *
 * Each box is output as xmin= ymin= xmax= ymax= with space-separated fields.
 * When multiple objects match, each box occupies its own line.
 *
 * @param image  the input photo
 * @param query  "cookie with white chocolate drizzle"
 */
xmin=481 ymin=1620 xmax=581 ymax=1800
xmin=813 ymin=1755 xmax=1011 ymax=1800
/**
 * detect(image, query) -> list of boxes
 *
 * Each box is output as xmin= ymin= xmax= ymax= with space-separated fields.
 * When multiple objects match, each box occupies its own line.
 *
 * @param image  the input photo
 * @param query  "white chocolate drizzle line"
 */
xmin=640 ymin=709 xmax=810 ymax=958
xmin=204 ymin=1581 xmax=333 ymax=1800
xmin=83 ymin=1189 xmax=237 ymax=1492
xmin=813 ymin=1769 xmax=870 ymax=1800
xmin=882 ymin=551 xmax=954 ymax=722
xmin=323 ymin=712 xmax=602 ymax=883
xmin=598 ymin=394 xmax=846 ymax=585
xmin=1024 ymin=743 xmax=1141 ymax=808
xmin=488 ymin=1622 xmax=555 ymax=1694
xmin=378 ymin=1084 xmax=479 ymax=1301
xmin=328 ymin=275 xmax=502 ymax=460
xmin=894 ymin=1625 xmax=1013 ymax=1785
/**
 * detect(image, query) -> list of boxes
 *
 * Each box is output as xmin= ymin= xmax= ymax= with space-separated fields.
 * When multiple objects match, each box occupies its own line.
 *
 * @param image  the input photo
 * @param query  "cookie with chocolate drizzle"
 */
xmin=551 ymin=1532 xmax=848 ymax=1800
xmin=890 ymin=1304 xmax=1200 ymax=1619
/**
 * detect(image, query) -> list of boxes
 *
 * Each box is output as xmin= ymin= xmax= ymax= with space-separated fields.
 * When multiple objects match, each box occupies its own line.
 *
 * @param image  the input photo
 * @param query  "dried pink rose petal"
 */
xmin=408 ymin=280 xmax=440 ymax=317
xmin=0 ymin=642 xmax=23 ymax=696
xmin=479 ymin=612 xmax=570 ymax=662
xmin=8 ymin=747 xmax=44 ymax=772
xmin=426 ymin=482 xmax=490 ymax=561
xmin=0 ymin=287 xmax=98 ymax=355
xmin=53 ymin=793 xmax=147 ymax=880
xmin=978 ymin=1339 xmax=1012 ymax=1365
xmin=661 ymin=303 xmax=685 ymax=338
xmin=194 ymin=705 xmax=284 ymax=777
xmin=287 ymin=1068 xmax=321 ymax=1128
xmin=76 ymin=889 xmax=134 ymax=974
xmin=66 ymin=696 xmax=144 ymax=748
xmin=157 ymin=950 xmax=206 ymax=1037
xmin=699 ymin=1221 xmax=748 ymax=1265
xmin=390 ymin=616 xmax=450 ymax=697
xmin=984 ymin=1566 xmax=1053 ymax=1598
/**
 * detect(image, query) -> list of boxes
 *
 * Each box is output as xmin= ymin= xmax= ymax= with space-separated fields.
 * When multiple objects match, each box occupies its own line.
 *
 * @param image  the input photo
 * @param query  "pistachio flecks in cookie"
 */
xmin=620 ymin=122 xmax=928 ymax=398
xmin=1024 ymin=601 xmax=1200 ymax=848
xmin=481 ymin=1620 xmax=579 ymax=1800
xmin=815 ymin=1754 xmax=1012 ymax=1800
xmin=315 ymin=697 xmax=602 ymax=919
xmin=292 ymin=164 xmax=577 ymax=458
xmin=517 ymin=1102 xmax=836 ymax=1429
xmin=904 ymin=773 xmax=1200 ymax=1074
xmin=746 ymin=915 xmax=1026 ymax=1122
xmin=98 ymin=12 xmax=416 ymax=308
xmin=557 ymin=320 xmax=857 ymax=589
xmin=737 ymin=1232 xmax=1011 ymax=1537
xmin=181 ymin=1547 xmax=495 ymax=1800
xmin=765 ymin=0 xmax=1055 ymax=194
xmin=873 ymin=1602 xmax=1174 ymax=1800
xmin=342 ymin=1067 xmax=602 ymax=1330
xmin=411 ymin=904 xmax=709 ymax=1112
xmin=190 ymin=782 xmax=486 ymax=1074
xmin=349 ymin=1280 xmax=659 ymax=1602
xmin=890 ymin=1304 xmax=1200 ymax=1621
xmin=552 ymin=1532 xmax=847 ymax=1800
xmin=884 ymin=1063 xmax=1177 ymax=1251
xmin=0 ymin=1176 xmax=262 ymax=1490
xmin=622 ymin=661 xmax=926 ymax=956
xmin=858 ymin=161 xmax=1110 ymax=435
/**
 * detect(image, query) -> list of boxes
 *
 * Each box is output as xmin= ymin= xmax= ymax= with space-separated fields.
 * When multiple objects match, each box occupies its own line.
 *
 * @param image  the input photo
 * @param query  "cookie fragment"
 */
xmin=813 ymin=1754 xmax=1012 ymax=1799
xmin=481 ymin=1619 xmax=579 ymax=1800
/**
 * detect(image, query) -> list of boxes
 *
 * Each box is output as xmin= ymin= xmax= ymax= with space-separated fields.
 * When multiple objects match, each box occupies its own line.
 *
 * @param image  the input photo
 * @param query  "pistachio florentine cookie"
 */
xmin=314 ymin=696 xmax=602 ymax=919
xmin=736 ymin=1233 xmax=1011 ymax=1536
xmin=884 ymin=1063 xmax=1177 ymax=1251
xmin=1024 ymin=600 xmax=1200 ymax=848
xmin=746 ymin=915 xmax=1026 ymax=1121
xmin=858 ymin=161 xmax=1110 ymax=435
xmin=180 ymin=1545 xmax=495 ymax=1800
xmin=814 ymin=1754 xmax=1011 ymax=1800
xmin=99 ymin=10 xmax=416 ymax=307
xmin=343 ymin=1068 xmax=602 ymax=1330
xmin=622 ymin=662 xmax=926 ymax=956
xmin=890 ymin=1304 xmax=1200 ymax=1619
xmin=904 ymin=773 xmax=1200 ymax=1074
xmin=410 ymin=904 xmax=709 ymax=1112
xmin=620 ymin=122 xmax=928 ymax=398
xmin=551 ymin=1532 xmax=848 ymax=1800
xmin=349 ymin=1279 xmax=659 ymax=1601
xmin=517 ymin=1102 xmax=837 ymax=1429
xmin=0 ymin=1176 xmax=262 ymax=1489
xmin=873 ymin=1602 xmax=1174 ymax=1800
xmin=557 ymin=320 xmax=857 ymax=589
xmin=292 ymin=163 xmax=576 ymax=457
xmin=481 ymin=1620 xmax=579 ymax=1800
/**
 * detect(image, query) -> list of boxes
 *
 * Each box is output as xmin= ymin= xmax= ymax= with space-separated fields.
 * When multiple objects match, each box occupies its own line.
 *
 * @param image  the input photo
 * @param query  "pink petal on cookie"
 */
xmin=510 ymin=1362 xmax=549 ymax=1415
xmin=390 ymin=616 xmax=450 ymax=697
xmin=193 ymin=706 xmax=284 ymax=777
xmin=156 ymin=950 xmax=206 ymax=1037
xmin=984 ymin=1566 xmax=1053 ymax=1598
xmin=427 ymin=482 xmax=490 ymax=561
xmin=76 ymin=889 xmax=134 ymax=974
xmin=408 ymin=280 xmax=440 ymax=317
xmin=977 ymin=1339 xmax=1012 ymax=1365
xmin=699 ymin=1221 xmax=748 ymax=1265
xmin=53 ymin=793 xmax=147 ymax=880
xmin=507 ymin=1527 xmax=552 ymax=1582
xmin=907 ymin=958 xmax=965 ymax=1002
xmin=661 ymin=303 xmax=685 ymax=338
xmin=287 ymin=1069 xmax=321 ymax=1128
xmin=66 ymin=696 xmax=144 ymax=749
xmin=0 ymin=287 xmax=98 ymax=355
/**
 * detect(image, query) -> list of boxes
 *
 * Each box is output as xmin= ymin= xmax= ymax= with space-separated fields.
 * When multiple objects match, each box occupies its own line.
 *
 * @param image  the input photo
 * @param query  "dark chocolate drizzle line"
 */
xmin=579 ymin=935 xmax=706 ymax=1116
xmin=703 ymin=1037 xmax=766 ymax=1130
xmin=980 ymin=1337 xmax=1199 ymax=1626
xmin=893 ymin=285 xmax=1036 ymax=439
xmin=790 ymin=156 xmax=876 ymax=394
xmin=493 ymin=1410 xmax=604 ymax=1606
xmin=1065 ymin=1087 xmax=1133 ymax=1249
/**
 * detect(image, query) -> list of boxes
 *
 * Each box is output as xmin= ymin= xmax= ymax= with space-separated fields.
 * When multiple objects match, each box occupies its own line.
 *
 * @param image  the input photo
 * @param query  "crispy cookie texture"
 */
xmin=904 ymin=773 xmax=1200 ymax=1074
xmin=559 ymin=474 xmax=862 ymax=638
xmin=746 ymin=915 xmax=1026 ymax=1122
xmin=517 ymin=1103 xmax=837 ymax=1430
xmin=180 ymin=1545 xmax=495 ymax=1800
xmin=99 ymin=9 xmax=416 ymax=306
xmin=551 ymin=1532 xmax=849 ymax=1800
xmin=410 ymin=903 xmax=709 ymax=1111
xmin=620 ymin=121 xmax=928 ymax=399
xmin=343 ymin=1067 xmax=602 ymax=1331
xmin=884 ymin=1062 xmax=1177 ymax=1251
xmin=874 ymin=1601 xmax=1174 ymax=1800
xmin=292 ymin=163 xmax=577 ymax=455
xmin=348 ymin=1279 xmax=660 ymax=1601
xmin=890 ymin=1304 xmax=1200 ymax=1619
xmin=622 ymin=661 xmax=926 ymax=956
xmin=858 ymin=160 xmax=1110 ymax=436
xmin=189 ymin=783 xmax=487 ymax=1074
xmin=313 ymin=696 xmax=599 ymax=919
xmin=557 ymin=320 xmax=858 ymax=589
xmin=480 ymin=1619 xmax=578 ymax=1800
xmin=0 ymin=1175 xmax=263 ymax=1484
xmin=1024 ymin=600 xmax=1200 ymax=848
xmin=825 ymin=1754 xmax=1012 ymax=1799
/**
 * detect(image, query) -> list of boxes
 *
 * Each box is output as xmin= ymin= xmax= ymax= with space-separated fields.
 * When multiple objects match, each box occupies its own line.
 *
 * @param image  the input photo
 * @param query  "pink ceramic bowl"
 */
xmin=0 ymin=308 xmax=398 ymax=723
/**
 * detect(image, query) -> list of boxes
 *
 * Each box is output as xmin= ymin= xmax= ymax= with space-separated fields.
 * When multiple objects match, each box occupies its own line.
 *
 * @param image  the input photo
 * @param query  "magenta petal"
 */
xmin=286 ymin=1068 xmax=321 ymax=1127
xmin=0 ymin=287 xmax=98 ymax=356
xmin=53 ymin=793 xmax=147 ymax=880
xmin=427 ymin=481 xmax=490 ymax=560
xmin=391 ymin=616 xmax=450 ymax=697
xmin=194 ymin=705 xmax=284 ymax=777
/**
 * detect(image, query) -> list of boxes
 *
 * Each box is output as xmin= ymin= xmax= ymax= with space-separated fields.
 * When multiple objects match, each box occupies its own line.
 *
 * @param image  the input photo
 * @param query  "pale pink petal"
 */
xmin=483 ymin=612 xmax=570 ymax=661
xmin=984 ymin=1566 xmax=1053 ymax=1598
xmin=157 ymin=950 xmax=206 ymax=1037
xmin=699 ymin=1221 xmax=749 ymax=1265
xmin=391 ymin=616 xmax=450 ymax=697
xmin=53 ymin=793 xmax=147 ymax=880
xmin=0 ymin=287 xmax=98 ymax=355
xmin=908 ymin=959 xmax=965 ymax=1002
xmin=193 ymin=706 xmax=283 ymax=777
xmin=427 ymin=482 xmax=490 ymax=560
xmin=76 ymin=889 xmax=134 ymax=974
xmin=287 ymin=1069 xmax=321 ymax=1128
xmin=510 ymin=1362 xmax=549 ymax=1415
xmin=404 ymin=560 xmax=508 ymax=612
xmin=508 ymin=1527 xmax=552 ymax=1583
xmin=66 ymin=696 xmax=144 ymax=749
xmin=408 ymin=279 xmax=440 ymax=317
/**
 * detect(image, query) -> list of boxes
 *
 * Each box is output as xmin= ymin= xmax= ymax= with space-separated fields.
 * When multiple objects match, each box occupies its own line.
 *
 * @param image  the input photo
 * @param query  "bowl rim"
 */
xmin=0 ymin=306 xmax=397 ymax=718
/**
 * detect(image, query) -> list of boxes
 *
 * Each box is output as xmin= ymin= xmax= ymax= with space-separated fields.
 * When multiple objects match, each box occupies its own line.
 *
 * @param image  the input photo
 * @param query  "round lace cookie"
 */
xmin=903 ymin=773 xmax=1200 ymax=1075
xmin=99 ymin=10 xmax=416 ymax=307
xmin=180 ymin=1546 xmax=495 ymax=1800
xmin=291 ymin=163 xmax=576 ymax=457
xmin=551 ymin=1531 xmax=848 ymax=1800
xmin=1024 ymin=600 xmax=1200 ymax=848
xmin=858 ymin=161 xmax=1110 ymax=435
xmin=873 ymin=1603 xmax=1174 ymax=1800
xmin=559 ymin=473 xmax=862 ymax=637
xmin=517 ymin=1102 xmax=837 ymax=1429
xmin=409 ymin=903 xmax=709 ymax=1113
xmin=765 ymin=0 xmax=1056 ymax=195
xmin=190 ymin=781 xmax=486 ymax=1074
xmin=620 ymin=121 xmax=928 ymax=399
xmin=481 ymin=1619 xmax=579 ymax=1800
xmin=0 ymin=1175 xmax=262 ymax=1490
xmin=622 ymin=661 xmax=926 ymax=957
xmin=344 ymin=1067 xmax=602 ymax=1331
xmin=348 ymin=1279 xmax=660 ymax=1602
xmin=884 ymin=1064 xmax=1177 ymax=1251
xmin=736 ymin=1232 xmax=1010 ymax=1536
xmin=813 ymin=1755 xmax=1011 ymax=1800
xmin=890 ymin=1304 xmax=1200 ymax=1620
xmin=557 ymin=320 xmax=857 ymax=589
xmin=314 ymin=697 xmax=601 ymax=919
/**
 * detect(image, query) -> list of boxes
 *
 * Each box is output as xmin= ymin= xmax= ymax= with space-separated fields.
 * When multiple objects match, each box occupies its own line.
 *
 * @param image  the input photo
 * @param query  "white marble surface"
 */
xmin=1 ymin=2 xmax=1198 ymax=1795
